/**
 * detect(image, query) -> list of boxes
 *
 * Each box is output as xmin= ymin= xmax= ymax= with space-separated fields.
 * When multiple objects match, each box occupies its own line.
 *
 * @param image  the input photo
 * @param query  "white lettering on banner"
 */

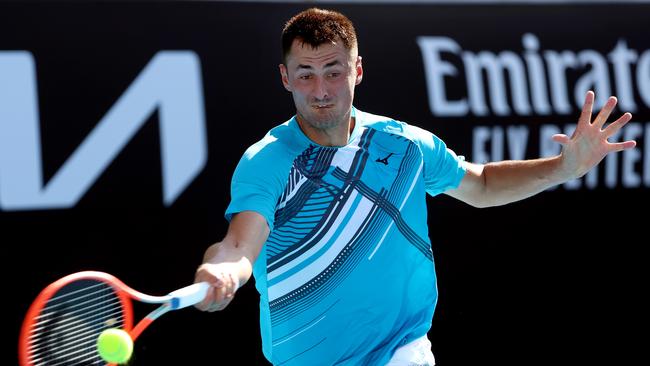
xmin=416 ymin=37 xmax=468 ymax=116
xmin=473 ymin=125 xmax=528 ymax=164
xmin=0 ymin=51 xmax=207 ymax=211
xmin=417 ymin=34 xmax=650 ymax=117
xmin=523 ymin=34 xmax=552 ymax=115
xmin=638 ymin=51 xmax=650 ymax=107
xmin=472 ymin=122 xmax=650 ymax=189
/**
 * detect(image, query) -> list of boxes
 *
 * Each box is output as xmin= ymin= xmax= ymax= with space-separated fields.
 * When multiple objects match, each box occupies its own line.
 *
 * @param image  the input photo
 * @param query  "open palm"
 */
xmin=552 ymin=91 xmax=636 ymax=179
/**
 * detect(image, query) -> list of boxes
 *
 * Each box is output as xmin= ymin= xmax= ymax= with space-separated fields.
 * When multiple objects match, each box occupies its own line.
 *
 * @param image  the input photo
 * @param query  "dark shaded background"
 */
xmin=2 ymin=1 xmax=648 ymax=365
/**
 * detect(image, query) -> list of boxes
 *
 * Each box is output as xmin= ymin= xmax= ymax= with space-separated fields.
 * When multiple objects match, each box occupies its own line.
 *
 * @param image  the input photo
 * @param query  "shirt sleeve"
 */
xmin=409 ymin=125 xmax=467 ymax=197
xmin=224 ymin=140 xmax=289 ymax=231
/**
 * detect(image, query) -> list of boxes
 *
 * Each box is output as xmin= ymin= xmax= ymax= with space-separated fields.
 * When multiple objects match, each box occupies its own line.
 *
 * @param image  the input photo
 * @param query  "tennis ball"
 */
xmin=97 ymin=328 xmax=133 ymax=364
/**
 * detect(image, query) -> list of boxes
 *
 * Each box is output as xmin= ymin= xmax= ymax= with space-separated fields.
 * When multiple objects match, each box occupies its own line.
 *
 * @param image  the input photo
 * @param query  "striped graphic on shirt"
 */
xmin=266 ymin=129 xmax=374 ymax=274
xmin=266 ymin=128 xmax=430 ymax=327
xmin=267 ymin=145 xmax=339 ymax=259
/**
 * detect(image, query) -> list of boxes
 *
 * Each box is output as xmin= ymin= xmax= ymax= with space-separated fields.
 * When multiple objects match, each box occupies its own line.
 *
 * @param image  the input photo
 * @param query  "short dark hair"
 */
xmin=281 ymin=8 xmax=358 ymax=63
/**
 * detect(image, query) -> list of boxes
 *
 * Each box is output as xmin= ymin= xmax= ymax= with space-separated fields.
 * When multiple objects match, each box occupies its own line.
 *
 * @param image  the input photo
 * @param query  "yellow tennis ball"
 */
xmin=97 ymin=328 xmax=133 ymax=364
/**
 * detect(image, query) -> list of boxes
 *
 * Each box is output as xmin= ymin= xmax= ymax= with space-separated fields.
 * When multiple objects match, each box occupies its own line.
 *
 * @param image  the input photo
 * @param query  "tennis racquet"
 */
xmin=19 ymin=271 xmax=209 ymax=366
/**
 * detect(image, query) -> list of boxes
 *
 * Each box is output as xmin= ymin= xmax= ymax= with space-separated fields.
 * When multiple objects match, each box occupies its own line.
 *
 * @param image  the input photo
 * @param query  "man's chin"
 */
xmin=310 ymin=120 xmax=338 ymax=130
xmin=303 ymin=112 xmax=342 ymax=128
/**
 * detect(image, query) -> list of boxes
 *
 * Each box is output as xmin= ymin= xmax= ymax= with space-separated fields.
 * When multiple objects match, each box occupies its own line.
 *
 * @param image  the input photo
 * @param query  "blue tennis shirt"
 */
xmin=225 ymin=108 xmax=466 ymax=365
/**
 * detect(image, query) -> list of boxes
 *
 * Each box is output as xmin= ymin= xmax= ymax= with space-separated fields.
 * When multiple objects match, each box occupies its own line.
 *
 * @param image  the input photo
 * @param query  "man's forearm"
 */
xmin=479 ymin=155 xmax=572 ymax=207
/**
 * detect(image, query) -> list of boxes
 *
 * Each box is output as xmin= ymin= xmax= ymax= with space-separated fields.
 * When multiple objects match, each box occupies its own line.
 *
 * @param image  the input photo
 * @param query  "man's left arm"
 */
xmin=445 ymin=91 xmax=636 ymax=208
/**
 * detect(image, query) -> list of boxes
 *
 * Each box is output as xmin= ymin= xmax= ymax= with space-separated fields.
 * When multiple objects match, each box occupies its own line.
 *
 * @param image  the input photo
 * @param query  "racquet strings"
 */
xmin=26 ymin=279 xmax=126 ymax=366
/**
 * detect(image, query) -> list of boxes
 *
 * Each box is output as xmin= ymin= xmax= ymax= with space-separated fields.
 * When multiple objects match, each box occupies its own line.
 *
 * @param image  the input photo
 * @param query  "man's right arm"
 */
xmin=194 ymin=211 xmax=270 ymax=312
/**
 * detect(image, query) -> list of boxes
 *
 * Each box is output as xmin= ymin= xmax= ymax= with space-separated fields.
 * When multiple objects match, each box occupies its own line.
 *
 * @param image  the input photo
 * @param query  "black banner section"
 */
xmin=2 ymin=2 xmax=648 ymax=365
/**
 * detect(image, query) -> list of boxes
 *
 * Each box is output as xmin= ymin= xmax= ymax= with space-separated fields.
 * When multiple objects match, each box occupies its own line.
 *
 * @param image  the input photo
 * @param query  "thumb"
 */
xmin=552 ymin=134 xmax=570 ymax=145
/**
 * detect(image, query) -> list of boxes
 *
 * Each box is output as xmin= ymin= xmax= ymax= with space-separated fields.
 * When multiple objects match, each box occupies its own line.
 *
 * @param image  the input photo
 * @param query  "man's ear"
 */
xmin=355 ymin=56 xmax=363 ymax=85
xmin=279 ymin=64 xmax=292 ymax=92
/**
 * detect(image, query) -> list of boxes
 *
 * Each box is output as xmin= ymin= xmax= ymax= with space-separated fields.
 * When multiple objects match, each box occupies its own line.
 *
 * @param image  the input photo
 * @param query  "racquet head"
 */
xmin=19 ymin=272 xmax=133 ymax=366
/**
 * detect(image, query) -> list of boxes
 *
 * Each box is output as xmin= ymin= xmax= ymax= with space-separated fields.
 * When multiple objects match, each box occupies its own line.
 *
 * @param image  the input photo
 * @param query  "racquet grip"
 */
xmin=168 ymin=282 xmax=210 ymax=309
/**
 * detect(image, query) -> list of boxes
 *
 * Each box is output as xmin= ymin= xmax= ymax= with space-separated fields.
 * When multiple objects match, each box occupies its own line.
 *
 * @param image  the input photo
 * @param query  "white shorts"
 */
xmin=385 ymin=335 xmax=436 ymax=366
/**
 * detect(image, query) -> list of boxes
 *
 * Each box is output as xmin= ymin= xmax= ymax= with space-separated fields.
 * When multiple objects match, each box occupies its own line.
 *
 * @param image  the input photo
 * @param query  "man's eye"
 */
xmin=329 ymin=72 xmax=341 ymax=78
xmin=299 ymin=75 xmax=312 ymax=80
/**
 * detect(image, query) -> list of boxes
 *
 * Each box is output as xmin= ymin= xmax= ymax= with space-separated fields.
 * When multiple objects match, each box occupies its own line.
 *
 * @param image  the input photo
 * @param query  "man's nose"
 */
xmin=313 ymin=77 xmax=328 ymax=100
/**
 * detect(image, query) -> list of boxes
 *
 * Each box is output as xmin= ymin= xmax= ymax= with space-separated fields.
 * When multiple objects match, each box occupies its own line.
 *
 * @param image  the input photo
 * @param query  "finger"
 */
xmin=222 ymin=274 xmax=232 ymax=299
xmin=195 ymin=287 xmax=217 ymax=311
xmin=603 ymin=112 xmax=632 ymax=138
xmin=608 ymin=140 xmax=636 ymax=152
xmin=578 ymin=90 xmax=595 ymax=126
xmin=208 ymin=296 xmax=233 ymax=312
xmin=226 ymin=273 xmax=238 ymax=298
xmin=593 ymin=96 xmax=617 ymax=129
xmin=194 ymin=263 xmax=217 ymax=287
xmin=552 ymin=134 xmax=570 ymax=145
xmin=207 ymin=301 xmax=225 ymax=312
xmin=213 ymin=276 xmax=226 ymax=304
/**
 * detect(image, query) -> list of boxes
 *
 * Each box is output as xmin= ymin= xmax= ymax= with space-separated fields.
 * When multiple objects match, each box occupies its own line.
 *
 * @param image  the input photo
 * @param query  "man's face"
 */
xmin=280 ymin=38 xmax=363 ymax=130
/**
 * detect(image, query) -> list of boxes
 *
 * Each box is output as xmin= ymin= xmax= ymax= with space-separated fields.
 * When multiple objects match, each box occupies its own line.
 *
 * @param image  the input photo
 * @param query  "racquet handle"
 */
xmin=168 ymin=281 xmax=210 ymax=309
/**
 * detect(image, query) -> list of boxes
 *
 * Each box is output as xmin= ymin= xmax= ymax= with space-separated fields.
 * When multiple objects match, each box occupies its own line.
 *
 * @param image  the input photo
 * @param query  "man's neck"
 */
xmin=296 ymin=114 xmax=355 ymax=147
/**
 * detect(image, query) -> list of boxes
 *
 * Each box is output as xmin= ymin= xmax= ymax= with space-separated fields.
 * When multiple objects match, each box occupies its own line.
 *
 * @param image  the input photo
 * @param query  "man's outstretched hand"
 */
xmin=552 ymin=90 xmax=637 ymax=179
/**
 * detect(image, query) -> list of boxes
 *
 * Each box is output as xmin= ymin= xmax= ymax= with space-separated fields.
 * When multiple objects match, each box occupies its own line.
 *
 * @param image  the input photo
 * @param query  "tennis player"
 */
xmin=194 ymin=8 xmax=636 ymax=366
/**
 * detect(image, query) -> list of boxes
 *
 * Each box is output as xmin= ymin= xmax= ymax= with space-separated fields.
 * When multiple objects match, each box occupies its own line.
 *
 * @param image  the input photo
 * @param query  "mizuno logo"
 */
xmin=376 ymin=153 xmax=393 ymax=165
